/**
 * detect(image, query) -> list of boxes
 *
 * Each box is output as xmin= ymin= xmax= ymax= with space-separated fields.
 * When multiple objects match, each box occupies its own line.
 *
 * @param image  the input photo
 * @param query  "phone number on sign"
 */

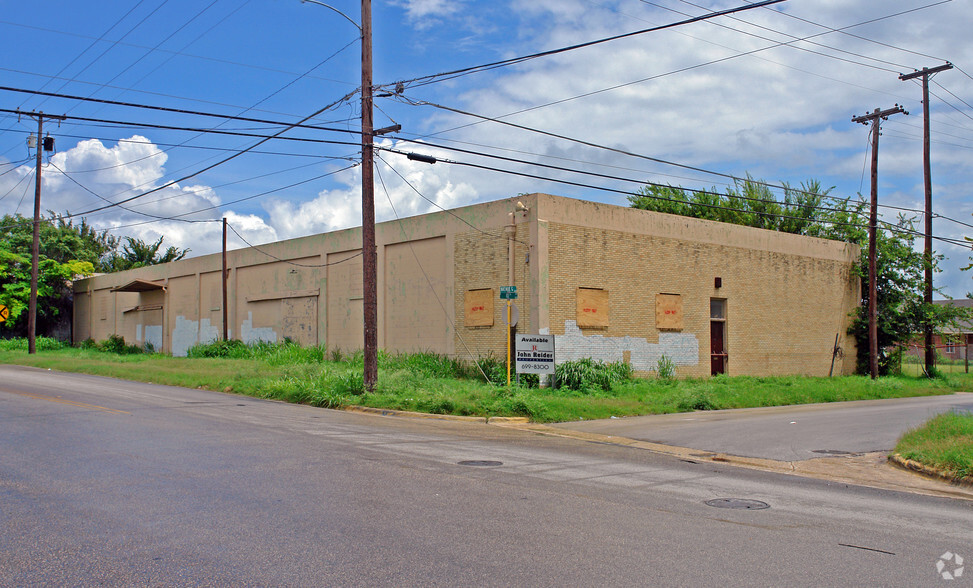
xmin=518 ymin=363 xmax=553 ymax=371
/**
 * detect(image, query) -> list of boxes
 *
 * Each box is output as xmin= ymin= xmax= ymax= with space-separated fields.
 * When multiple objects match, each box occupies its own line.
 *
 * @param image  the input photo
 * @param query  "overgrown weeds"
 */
xmin=555 ymin=358 xmax=633 ymax=392
xmin=894 ymin=412 xmax=973 ymax=480
xmin=1 ymin=339 xmax=969 ymax=423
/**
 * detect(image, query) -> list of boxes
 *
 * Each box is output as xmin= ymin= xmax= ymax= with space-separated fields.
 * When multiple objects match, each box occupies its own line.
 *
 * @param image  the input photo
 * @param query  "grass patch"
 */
xmin=894 ymin=412 xmax=973 ymax=481
xmin=1 ymin=339 xmax=971 ymax=423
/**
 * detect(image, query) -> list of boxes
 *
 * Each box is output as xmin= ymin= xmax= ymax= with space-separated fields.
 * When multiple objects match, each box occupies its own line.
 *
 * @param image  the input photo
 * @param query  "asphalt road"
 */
xmin=2 ymin=365 xmax=972 ymax=586
xmin=553 ymin=393 xmax=973 ymax=461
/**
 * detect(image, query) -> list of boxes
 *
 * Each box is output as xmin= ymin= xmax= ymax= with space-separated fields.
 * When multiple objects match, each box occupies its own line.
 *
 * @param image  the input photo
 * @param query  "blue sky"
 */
xmin=0 ymin=0 xmax=971 ymax=297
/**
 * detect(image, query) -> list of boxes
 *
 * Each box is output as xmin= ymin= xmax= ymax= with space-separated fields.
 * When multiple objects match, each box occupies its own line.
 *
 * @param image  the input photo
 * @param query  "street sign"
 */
xmin=515 ymin=334 xmax=555 ymax=375
xmin=0 ymin=304 xmax=8 ymax=323
xmin=500 ymin=286 xmax=518 ymax=300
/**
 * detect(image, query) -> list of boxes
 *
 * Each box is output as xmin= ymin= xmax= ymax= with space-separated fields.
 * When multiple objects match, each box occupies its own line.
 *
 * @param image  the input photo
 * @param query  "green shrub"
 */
xmin=333 ymin=372 xmax=365 ymax=396
xmin=101 ymin=334 xmax=143 ymax=355
xmin=264 ymin=341 xmax=325 ymax=366
xmin=555 ymin=358 xmax=632 ymax=392
xmin=469 ymin=354 xmax=507 ymax=385
xmin=0 ymin=337 xmax=69 ymax=351
xmin=657 ymin=354 xmax=676 ymax=380
xmin=187 ymin=339 xmax=248 ymax=358
xmin=677 ymin=392 xmax=719 ymax=412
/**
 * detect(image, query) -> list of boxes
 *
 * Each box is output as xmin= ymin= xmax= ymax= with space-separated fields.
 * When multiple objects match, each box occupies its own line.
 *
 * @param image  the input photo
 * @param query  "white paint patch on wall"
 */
xmin=199 ymin=319 xmax=219 ymax=347
xmin=171 ymin=316 xmax=222 ymax=357
xmin=136 ymin=324 xmax=142 ymax=342
xmin=144 ymin=325 xmax=163 ymax=352
xmin=242 ymin=311 xmax=277 ymax=345
xmin=555 ymin=320 xmax=699 ymax=371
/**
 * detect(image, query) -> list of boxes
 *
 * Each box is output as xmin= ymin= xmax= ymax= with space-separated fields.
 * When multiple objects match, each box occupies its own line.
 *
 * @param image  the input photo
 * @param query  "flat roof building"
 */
xmin=73 ymin=193 xmax=860 ymax=377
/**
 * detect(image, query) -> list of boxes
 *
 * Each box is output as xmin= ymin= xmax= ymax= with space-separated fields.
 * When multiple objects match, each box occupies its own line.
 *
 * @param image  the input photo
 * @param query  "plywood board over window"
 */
xmin=656 ymin=293 xmax=683 ymax=330
xmin=465 ymin=288 xmax=494 ymax=327
xmin=577 ymin=287 xmax=609 ymax=328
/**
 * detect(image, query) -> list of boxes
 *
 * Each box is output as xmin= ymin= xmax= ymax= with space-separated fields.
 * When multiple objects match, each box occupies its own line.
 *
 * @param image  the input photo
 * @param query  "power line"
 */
xmin=87 ymin=162 xmax=360 ymax=231
xmin=56 ymin=90 xmax=358 ymax=219
xmin=374 ymin=151 xmax=527 ymax=246
xmin=0 ymin=18 xmax=358 ymax=93
xmin=0 ymin=65 xmax=346 ymax=121
xmin=646 ymin=0 xmax=907 ymax=72
xmin=396 ymin=98 xmax=939 ymax=216
xmin=0 ymin=86 xmax=362 ymax=135
xmin=379 ymin=146 xmax=970 ymax=248
xmin=389 ymin=134 xmax=953 ymax=219
xmin=381 ymin=0 xmax=786 ymax=91
xmin=752 ymin=0 xmax=952 ymax=63
xmin=374 ymin=158 xmax=494 ymax=384
xmin=224 ymin=220 xmax=362 ymax=268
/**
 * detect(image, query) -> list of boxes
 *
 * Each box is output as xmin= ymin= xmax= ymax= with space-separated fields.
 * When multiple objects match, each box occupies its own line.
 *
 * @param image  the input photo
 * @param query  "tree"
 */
xmin=0 ymin=214 xmax=97 ymax=337
xmin=104 ymin=236 xmax=190 ymax=272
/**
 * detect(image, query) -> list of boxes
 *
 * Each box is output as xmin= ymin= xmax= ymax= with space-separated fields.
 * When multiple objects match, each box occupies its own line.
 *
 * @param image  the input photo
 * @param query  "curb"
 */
xmin=343 ymin=405 xmax=487 ymax=423
xmin=342 ymin=405 xmax=531 ymax=425
xmin=888 ymin=453 xmax=973 ymax=488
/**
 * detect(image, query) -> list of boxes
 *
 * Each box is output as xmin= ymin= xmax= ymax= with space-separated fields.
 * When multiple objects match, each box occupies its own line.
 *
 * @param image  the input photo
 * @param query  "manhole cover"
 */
xmin=458 ymin=460 xmax=503 ymax=467
xmin=704 ymin=498 xmax=770 ymax=510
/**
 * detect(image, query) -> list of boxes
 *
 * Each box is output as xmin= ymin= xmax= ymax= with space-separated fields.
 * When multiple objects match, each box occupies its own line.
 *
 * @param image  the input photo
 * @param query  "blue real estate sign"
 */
xmin=515 ymin=334 xmax=555 ymax=375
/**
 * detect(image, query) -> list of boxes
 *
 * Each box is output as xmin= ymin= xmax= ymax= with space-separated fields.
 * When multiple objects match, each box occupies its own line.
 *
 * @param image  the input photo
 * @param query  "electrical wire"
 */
xmin=752 ymin=0 xmax=952 ymax=64
xmin=0 ymin=86 xmax=362 ymax=136
xmin=224 ymin=220 xmax=362 ymax=268
xmin=374 ymin=158 xmax=494 ymax=384
xmin=374 ymin=151 xmax=527 ymax=247
xmin=645 ymin=0 xmax=907 ymax=72
xmin=89 ymin=162 xmax=360 ymax=231
xmin=16 ymin=89 xmax=358 ymax=220
xmin=379 ymin=146 xmax=970 ymax=248
xmin=381 ymin=0 xmax=786 ymax=91
xmin=395 ymin=98 xmax=932 ymax=218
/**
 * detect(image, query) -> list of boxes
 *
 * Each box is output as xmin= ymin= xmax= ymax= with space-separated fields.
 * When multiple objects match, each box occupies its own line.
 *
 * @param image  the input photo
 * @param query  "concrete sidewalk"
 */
xmin=494 ymin=393 xmax=973 ymax=501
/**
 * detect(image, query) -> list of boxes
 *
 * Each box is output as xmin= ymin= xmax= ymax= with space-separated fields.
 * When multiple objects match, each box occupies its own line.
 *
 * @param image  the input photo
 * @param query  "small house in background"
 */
xmin=921 ymin=299 xmax=973 ymax=361
xmin=72 ymin=193 xmax=861 ymax=377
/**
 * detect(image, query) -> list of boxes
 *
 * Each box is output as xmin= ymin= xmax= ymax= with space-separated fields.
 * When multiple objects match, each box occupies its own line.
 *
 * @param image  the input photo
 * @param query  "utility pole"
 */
xmin=899 ymin=63 xmax=952 ymax=377
xmin=222 ymin=217 xmax=229 ymax=341
xmin=852 ymin=105 xmax=907 ymax=379
xmin=21 ymin=110 xmax=65 ymax=355
xmin=360 ymin=0 xmax=378 ymax=391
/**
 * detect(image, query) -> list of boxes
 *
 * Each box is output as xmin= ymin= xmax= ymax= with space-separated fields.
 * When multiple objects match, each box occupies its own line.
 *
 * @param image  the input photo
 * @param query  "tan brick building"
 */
xmin=73 ymin=193 xmax=860 ymax=377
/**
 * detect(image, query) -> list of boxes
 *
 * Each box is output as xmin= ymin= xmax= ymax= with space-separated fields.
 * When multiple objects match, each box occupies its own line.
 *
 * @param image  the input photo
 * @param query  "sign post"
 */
xmin=500 ymin=286 xmax=517 ymax=385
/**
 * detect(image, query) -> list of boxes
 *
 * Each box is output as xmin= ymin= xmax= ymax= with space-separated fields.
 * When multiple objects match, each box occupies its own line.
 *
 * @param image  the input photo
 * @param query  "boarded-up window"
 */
xmin=656 ymin=293 xmax=683 ymax=330
xmin=577 ymin=287 xmax=609 ymax=328
xmin=465 ymin=289 xmax=494 ymax=327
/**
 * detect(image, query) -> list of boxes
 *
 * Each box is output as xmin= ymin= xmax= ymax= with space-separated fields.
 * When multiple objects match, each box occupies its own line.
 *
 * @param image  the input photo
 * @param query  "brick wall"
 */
xmin=545 ymin=222 xmax=858 ymax=377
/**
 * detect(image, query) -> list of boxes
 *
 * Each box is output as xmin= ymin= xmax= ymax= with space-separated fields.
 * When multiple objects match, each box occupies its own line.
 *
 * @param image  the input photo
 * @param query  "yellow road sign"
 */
xmin=0 ymin=304 xmax=7 ymax=323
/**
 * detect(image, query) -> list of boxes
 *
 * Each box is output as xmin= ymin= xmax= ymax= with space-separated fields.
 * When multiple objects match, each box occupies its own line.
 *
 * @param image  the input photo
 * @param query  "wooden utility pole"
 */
xmin=21 ymin=111 xmax=65 ymax=355
xmin=852 ymin=105 xmax=907 ymax=379
xmin=361 ymin=0 xmax=378 ymax=391
xmin=222 ymin=218 xmax=229 ymax=341
xmin=899 ymin=63 xmax=952 ymax=377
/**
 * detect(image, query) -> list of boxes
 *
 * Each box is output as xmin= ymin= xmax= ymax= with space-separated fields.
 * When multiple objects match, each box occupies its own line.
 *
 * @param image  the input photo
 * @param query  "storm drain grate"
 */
xmin=458 ymin=460 xmax=503 ymax=467
xmin=704 ymin=498 xmax=770 ymax=510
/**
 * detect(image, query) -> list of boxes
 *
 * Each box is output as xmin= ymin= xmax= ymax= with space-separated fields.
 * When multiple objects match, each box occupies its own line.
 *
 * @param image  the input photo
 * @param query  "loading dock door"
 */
xmin=281 ymin=296 xmax=318 ymax=347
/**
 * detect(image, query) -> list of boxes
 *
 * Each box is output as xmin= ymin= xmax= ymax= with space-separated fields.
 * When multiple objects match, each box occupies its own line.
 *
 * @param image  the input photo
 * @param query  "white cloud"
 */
xmin=390 ymin=0 xmax=464 ymax=29
xmin=262 ymin=139 xmax=478 ymax=239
